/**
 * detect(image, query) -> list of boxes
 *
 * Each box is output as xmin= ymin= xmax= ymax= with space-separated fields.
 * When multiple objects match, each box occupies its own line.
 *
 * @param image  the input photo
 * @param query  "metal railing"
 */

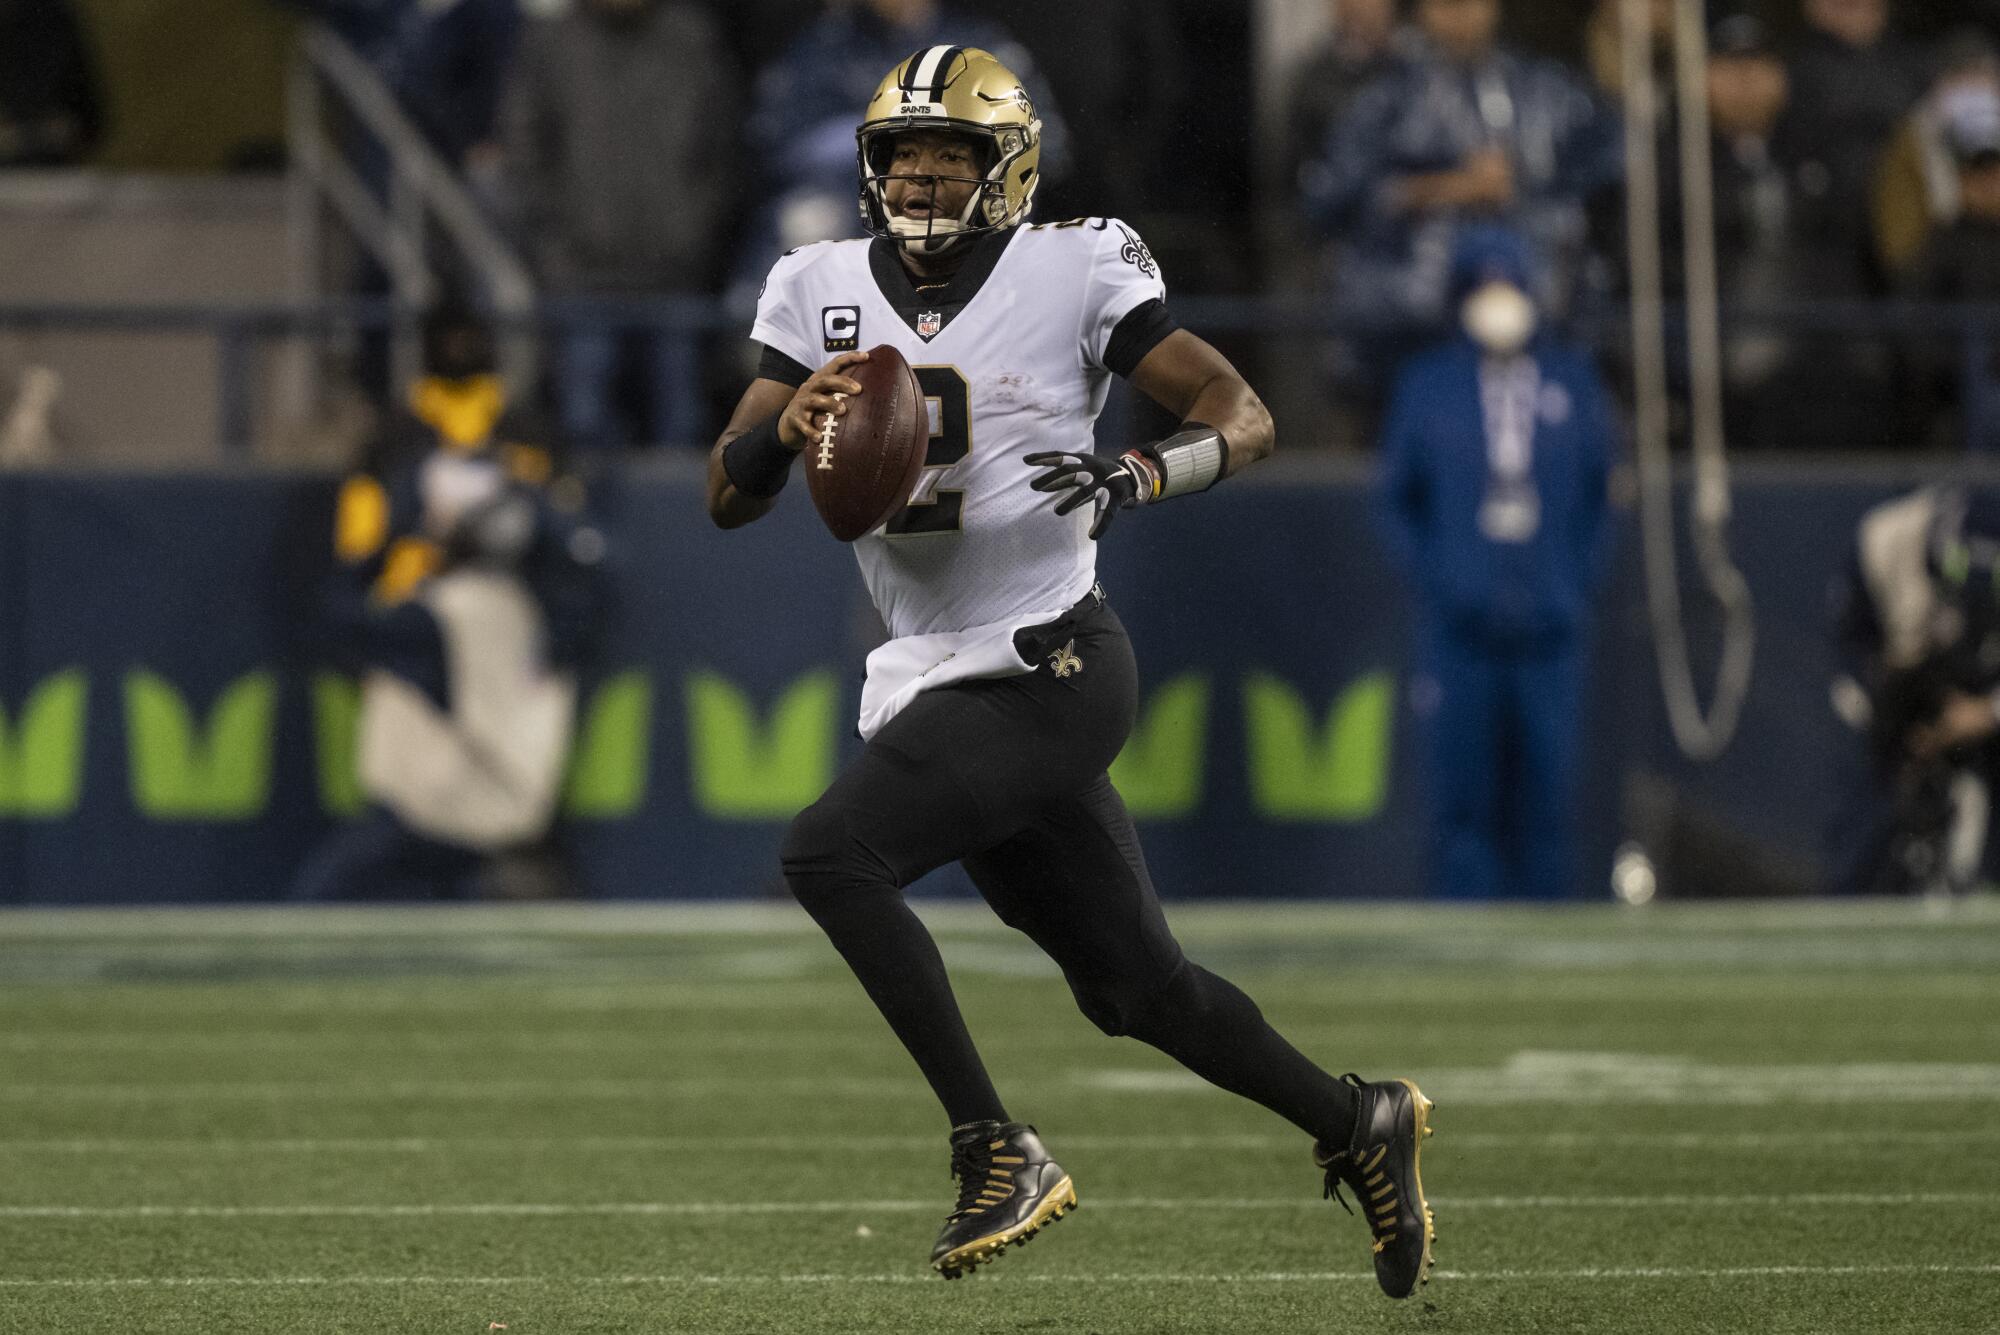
xmin=287 ymin=24 xmax=536 ymax=403
xmin=0 ymin=296 xmax=1995 ymax=459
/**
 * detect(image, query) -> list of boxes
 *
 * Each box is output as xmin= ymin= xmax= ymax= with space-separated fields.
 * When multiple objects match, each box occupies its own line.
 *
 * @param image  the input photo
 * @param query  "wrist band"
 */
xmin=1137 ymin=422 xmax=1229 ymax=501
xmin=1117 ymin=451 xmax=1163 ymax=501
xmin=721 ymin=416 xmax=795 ymax=499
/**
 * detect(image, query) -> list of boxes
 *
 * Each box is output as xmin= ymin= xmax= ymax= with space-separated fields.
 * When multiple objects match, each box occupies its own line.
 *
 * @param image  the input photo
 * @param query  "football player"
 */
xmin=706 ymin=46 xmax=1436 ymax=1295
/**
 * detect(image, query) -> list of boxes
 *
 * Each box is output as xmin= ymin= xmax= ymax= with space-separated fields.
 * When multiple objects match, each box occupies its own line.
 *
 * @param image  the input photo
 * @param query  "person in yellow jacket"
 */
xmin=296 ymin=304 xmax=608 ymax=900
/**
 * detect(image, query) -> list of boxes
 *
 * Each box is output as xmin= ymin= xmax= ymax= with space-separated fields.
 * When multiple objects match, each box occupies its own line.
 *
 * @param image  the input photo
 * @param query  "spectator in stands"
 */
xmin=0 ymin=0 xmax=102 ymax=167
xmin=503 ymin=0 xmax=737 ymax=449
xmin=1282 ymin=0 xmax=1405 ymax=198
xmin=1299 ymin=0 xmax=1622 ymax=390
xmin=296 ymin=304 xmax=607 ymax=901
xmin=1873 ymin=30 xmax=2000 ymax=280
xmin=1900 ymin=99 xmax=2000 ymax=452
xmin=1778 ymin=0 xmax=1926 ymax=292
xmin=732 ymin=0 xmax=1067 ymax=308
xmin=1583 ymin=0 xmax=1674 ymax=107
xmin=279 ymin=1 xmax=519 ymax=169
xmin=1374 ymin=226 xmax=1615 ymax=900
xmin=1689 ymin=16 xmax=1811 ymax=446
xmin=282 ymin=0 xmax=410 ymax=62
xmin=397 ymin=0 xmax=521 ymax=172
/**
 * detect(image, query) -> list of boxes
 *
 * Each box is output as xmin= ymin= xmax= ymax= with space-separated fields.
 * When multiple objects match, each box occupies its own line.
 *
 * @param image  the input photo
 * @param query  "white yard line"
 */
xmin=1 ymin=1128 xmax=1995 ymax=1155
xmin=10 ymin=1065 xmax=2000 ymax=1104
xmin=0 ymin=1263 xmax=1996 ymax=1289
xmin=2 ymin=898 xmax=1994 ymax=941
xmin=0 ymin=1192 xmax=1991 ymax=1220
xmin=10 ymin=1049 xmax=2000 ymax=1105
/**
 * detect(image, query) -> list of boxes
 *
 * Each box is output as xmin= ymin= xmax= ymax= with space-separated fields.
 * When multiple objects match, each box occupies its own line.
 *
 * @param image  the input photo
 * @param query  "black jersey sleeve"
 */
xmin=756 ymin=342 xmax=814 ymax=388
xmin=1102 ymin=298 xmax=1179 ymax=379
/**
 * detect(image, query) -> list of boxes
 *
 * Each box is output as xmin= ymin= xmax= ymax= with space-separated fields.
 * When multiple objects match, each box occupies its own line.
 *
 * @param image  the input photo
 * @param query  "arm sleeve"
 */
xmin=1081 ymin=220 xmax=1169 ymax=373
xmin=1102 ymin=299 xmax=1179 ymax=379
xmin=748 ymin=251 xmax=819 ymax=374
xmin=756 ymin=343 xmax=813 ymax=388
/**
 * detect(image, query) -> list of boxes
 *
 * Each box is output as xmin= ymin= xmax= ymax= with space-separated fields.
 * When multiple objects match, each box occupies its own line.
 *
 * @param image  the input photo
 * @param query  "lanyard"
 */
xmin=1480 ymin=356 xmax=1540 ymax=480
xmin=1478 ymin=356 xmax=1542 ymax=544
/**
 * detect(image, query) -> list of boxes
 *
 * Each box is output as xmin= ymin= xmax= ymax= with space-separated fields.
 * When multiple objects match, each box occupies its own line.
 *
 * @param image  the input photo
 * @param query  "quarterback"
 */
xmin=706 ymin=45 xmax=1436 ymax=1295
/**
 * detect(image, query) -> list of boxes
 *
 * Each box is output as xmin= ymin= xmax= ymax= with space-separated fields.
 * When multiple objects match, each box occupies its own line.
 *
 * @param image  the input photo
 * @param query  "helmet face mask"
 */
xmin=857 ymin=46 xmax=1042 ymax=255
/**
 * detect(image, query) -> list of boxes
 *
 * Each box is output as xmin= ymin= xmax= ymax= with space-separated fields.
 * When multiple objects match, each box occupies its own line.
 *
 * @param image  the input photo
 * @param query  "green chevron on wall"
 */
xmin=1243 ymin=671 xmax=1394 ymax=822
xmin=125 ymin=671 xmax=276 ymax=820
xmin=0 ymin=671 xmax=88 ymax=818
xmin=686 ymin=671 xmax=838 ymax=821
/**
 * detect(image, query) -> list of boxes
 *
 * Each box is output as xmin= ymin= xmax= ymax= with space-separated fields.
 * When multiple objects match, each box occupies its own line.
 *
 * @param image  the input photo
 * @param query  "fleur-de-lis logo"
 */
xmin=1048 ymin=640 xmax=1083 ymax=678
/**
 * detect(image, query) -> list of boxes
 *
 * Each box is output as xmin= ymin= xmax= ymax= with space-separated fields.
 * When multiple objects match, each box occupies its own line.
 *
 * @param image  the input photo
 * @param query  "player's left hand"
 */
xmin=1025 ymin=450 xmax=1155 ymax=540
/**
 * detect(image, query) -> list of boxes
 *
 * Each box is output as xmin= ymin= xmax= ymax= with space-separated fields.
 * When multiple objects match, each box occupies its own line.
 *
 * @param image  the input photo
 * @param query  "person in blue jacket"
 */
xmin=1375 ymin=225 xmax=1615 ymax=900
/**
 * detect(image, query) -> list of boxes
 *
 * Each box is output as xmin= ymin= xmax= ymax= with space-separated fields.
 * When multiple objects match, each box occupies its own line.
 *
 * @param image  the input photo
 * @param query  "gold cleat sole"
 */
xmin=933 ymin=1176 xmax=1078 ymax=1279
xmin=1401 ymin=1080 xmax=1438 ymax=1293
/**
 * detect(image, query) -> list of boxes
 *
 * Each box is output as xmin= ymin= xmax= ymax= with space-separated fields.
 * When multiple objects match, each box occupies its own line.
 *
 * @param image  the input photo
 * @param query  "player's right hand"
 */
xmin=778 ymin=351 xmax=870 ymax=451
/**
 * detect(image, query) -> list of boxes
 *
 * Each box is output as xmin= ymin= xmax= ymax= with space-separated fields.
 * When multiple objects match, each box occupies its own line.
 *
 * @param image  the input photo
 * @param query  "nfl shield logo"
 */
xmin=916 ymin=310 xmax=942 ymax=340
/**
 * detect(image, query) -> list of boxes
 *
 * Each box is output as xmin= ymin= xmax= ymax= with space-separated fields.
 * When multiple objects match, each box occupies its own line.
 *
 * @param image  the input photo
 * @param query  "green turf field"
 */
xmin=1 ymin=900 xmax=1996 ymax=1334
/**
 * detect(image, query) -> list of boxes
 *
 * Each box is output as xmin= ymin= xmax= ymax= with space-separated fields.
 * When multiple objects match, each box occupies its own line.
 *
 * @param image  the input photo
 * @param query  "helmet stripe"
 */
xmin=906 ymin=45 xmax=961 ymax=101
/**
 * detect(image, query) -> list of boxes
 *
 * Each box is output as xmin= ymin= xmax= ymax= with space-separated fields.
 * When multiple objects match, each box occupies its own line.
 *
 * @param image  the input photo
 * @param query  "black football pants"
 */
xmin=781 ymin=595 xmax=1358 ymax=1145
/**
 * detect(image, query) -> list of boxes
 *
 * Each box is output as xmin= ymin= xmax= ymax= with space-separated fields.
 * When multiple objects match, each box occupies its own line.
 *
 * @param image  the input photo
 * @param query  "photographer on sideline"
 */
xmin=1831 ymin=485 xmax=2000 ymax=897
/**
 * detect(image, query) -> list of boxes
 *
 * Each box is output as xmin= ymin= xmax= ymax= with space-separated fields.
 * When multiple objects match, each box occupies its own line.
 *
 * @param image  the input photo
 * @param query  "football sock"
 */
xmin=1123 ymin=959 xmax=1360 ymax=1148
xmin=787 ymin=876 xmax=1009 ymax=1128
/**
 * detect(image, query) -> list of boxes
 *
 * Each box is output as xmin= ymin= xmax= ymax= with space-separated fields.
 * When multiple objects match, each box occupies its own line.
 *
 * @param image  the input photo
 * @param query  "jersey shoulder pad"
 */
xmin=1094 ymin=217 xmax=1159 ymax=282
xmin=758 ymin=238 xmax=848 ymax=298
xmin=1015 ymin=217 xmax=1160 ymax=279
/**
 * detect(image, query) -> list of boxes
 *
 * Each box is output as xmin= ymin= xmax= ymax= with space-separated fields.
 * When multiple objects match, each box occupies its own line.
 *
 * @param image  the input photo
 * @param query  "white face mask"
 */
xmin=1462 ymin=281 xmax=1537 ymax=355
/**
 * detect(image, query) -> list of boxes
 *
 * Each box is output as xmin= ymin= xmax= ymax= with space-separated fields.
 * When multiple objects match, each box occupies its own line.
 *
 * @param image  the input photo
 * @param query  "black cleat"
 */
xmin=929 ymin=1120 xmax=1076 ymax=1278
xmin=1315 ymin=1074 xmax=1437 ymax=1299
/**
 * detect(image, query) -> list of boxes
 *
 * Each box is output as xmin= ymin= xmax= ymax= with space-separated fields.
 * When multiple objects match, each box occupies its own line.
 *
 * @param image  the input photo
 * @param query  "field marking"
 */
xmin=13 ymin=1054 xmax=2000 ymax=1105
xmin=1 ymin=1263 xmax=1997 ymax=1290
xmin=13 ymin=1048 xmax=2000 ymax=1107
xmin=5 ymin=901 xmax=1999 ymax=982
xmin=3 ymin=897 xmax=1995 ymax=941
xmin=10 ymin=935 xmax=1997 ymax=980
xmin=1088 ymin=1053 xmax=2000 ymax=1104
xmin=3 ymin=1128 xmax=1997 ymax=1155
xmin=1 ymin=1192 xmax=1993 ymax=1220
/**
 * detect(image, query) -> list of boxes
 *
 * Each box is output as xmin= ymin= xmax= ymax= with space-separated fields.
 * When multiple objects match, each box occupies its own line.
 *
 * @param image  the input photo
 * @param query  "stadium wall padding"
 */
xmin=0 ymin=467 xmax=1914 ymax=904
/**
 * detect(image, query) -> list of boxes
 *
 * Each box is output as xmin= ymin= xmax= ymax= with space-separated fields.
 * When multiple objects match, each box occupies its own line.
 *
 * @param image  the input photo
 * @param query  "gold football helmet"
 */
xmin=857 ymin=46 xmax=1043 ymax=253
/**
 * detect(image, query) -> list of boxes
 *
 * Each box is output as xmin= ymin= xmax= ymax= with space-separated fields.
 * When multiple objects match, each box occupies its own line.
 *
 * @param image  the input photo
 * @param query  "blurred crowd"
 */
xmin=4 ymin=0 xmax=2000 ymax=451
xmin=1288 ymin=0 xmax=2000 ymax=451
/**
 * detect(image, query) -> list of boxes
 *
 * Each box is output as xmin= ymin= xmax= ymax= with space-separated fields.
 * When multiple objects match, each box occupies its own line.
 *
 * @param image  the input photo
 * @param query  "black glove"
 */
xmin=1024 ymin=450 xmax=1157 ymax=540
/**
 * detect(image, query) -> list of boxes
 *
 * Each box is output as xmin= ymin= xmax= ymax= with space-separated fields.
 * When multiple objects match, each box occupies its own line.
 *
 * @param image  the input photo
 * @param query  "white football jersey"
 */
xmin=751 ymin=218 xmax=1168 ymax=640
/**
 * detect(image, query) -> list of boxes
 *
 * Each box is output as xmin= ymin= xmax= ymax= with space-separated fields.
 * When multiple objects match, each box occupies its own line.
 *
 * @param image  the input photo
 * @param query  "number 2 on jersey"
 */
xmin=885 ymin=366 xmax=971 ymax=536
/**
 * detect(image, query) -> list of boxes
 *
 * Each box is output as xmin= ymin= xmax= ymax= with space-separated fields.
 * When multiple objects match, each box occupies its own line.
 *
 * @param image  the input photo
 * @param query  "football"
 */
xmin=804 ymin=344 xmax=930 ymax=542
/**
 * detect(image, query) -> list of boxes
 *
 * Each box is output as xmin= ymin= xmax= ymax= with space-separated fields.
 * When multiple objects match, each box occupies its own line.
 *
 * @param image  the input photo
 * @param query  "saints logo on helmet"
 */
xmin=857 ymin=46 xmax=1043 ymax=254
